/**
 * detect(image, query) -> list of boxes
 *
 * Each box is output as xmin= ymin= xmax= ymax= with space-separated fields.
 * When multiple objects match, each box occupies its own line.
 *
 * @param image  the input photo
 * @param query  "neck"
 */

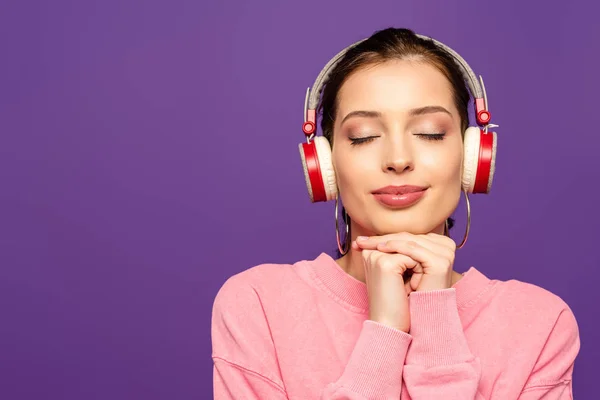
xmin=335 ymin=221 xmax=463 ymax=286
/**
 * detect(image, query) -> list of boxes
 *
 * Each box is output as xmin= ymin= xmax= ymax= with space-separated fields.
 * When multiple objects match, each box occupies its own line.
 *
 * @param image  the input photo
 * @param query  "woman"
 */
xmin=211 ymin=28 xmax=580 ymax=399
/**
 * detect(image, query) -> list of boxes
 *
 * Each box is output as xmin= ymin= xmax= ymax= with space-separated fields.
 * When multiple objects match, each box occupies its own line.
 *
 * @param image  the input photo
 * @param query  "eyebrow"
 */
xmin=340 ymin=105 xmax=452 ymax=125
xmin=409 ymin=105 xmax=452 ymax=118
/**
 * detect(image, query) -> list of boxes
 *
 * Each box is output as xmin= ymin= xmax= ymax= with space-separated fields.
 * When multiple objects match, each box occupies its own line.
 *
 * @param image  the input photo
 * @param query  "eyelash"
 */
xmin=349 ymin=133 xmax=446 ymax=146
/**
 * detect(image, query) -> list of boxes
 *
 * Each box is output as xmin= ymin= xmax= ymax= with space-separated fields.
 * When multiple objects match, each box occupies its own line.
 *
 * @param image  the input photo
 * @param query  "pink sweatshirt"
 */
xmin=211 ymin=252 xmax=580 ymax=399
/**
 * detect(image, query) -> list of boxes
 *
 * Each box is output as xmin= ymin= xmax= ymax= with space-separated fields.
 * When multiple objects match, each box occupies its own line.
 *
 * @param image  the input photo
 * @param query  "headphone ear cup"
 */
xmin=313 ymin=136 xmax=338 ymax=201
xmin=298 ymin=136 xmax=337 ymax=202
xmin=462 ymin=126 xmax=498 ymax=194
xmin=462 ymin=127 xmax=480 ymax=193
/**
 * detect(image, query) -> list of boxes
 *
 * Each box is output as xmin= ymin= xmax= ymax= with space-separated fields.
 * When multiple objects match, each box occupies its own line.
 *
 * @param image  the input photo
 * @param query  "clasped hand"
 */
xmin=352 ymin=232 xmax=456 ymax=294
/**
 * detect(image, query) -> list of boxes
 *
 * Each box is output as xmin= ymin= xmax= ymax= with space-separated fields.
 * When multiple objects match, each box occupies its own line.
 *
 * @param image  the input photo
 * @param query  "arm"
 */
xmin=518 ymin=306 xmax=580 ymax=399
xmin=213 ymin=357 xmax=288 ymax=400
xmin=211 ymin=276 xmax=413 ymax=399
xmin=402 ymin=289 xmax=483 ymax=399
xmin=320 ymin=320 xmax=412 ymax=399
xmin=211 ymin=276 xmax=287 ymax=399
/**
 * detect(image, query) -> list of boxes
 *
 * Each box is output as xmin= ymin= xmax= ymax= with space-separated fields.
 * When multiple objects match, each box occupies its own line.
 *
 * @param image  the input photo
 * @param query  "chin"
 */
xmin=370 ymin=219 xmax=432 ymax=235
xmin=366 ymin=209 xmax=446 ymax=235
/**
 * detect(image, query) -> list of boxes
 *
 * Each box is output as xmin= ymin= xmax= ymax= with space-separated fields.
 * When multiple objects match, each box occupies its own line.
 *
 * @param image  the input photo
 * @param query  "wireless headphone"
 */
xmin=299 ymin=33 xmax=498 ymax=203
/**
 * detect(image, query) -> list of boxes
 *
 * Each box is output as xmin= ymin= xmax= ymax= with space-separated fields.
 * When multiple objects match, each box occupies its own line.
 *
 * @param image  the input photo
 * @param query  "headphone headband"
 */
xmin=302 ymin=33 xmax=492 ymax=137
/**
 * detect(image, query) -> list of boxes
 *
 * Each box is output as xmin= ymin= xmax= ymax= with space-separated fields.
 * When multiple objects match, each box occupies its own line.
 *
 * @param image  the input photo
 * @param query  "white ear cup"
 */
xmin=462 ymin=126 xmax=480 ymax=193
xmin=313 ymin=136 xmax=338 ymax=201
xmin=298 ymin=137 xmax=338 ymax=202
xmin=298 ymin=143 xmax=316 ymax=202
xmin=462 ymin=127 xmax=498 ymax=194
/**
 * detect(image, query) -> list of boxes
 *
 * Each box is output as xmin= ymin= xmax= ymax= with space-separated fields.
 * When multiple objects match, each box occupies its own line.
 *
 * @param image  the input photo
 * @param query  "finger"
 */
xmin=354 ymin=232 xmax=413 ymax=247
xmin=376 ymin=239 xmax=446 ymax=271
xmin=354 ymin=233 xmax=413 ymax=253
xmin=408 ymin=271 xmax=423 ymax=292
xmin=374 ymin=237 xmax=454 ymax=264
xmin=360 ymin=249 xmax=374 ymax=283
xmin=361 ymin=250 xmax=417 ymax=275
xmin=355 ymin=233 xmax=452 ymax=257
xmin=406 ymin=236 xmax=455 ymax=260
xmin=425 ymin=232 xmax=457 ymax=251
xmin=362 ymin=250 xmax=398 ymax=275
xmin=404 ymin=278 xmax=415 ymax=295
xmin=360 ymin=249 xmax=374 ymax=263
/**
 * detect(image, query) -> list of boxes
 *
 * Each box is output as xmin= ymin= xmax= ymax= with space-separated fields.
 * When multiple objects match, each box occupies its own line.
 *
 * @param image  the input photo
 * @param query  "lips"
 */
xmin=372 ymin=186 xmax=428 ymax=209
xmin=371 ymin=185 xmax=428 ymax=195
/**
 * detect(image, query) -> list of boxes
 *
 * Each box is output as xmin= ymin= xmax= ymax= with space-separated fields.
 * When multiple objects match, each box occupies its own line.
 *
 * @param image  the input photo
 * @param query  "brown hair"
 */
xmin=320 ymin=28 xmax=469 ymax=257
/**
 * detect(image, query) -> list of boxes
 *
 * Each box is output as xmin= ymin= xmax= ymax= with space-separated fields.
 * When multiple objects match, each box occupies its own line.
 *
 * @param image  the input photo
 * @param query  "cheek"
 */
xmin=332 ymin=149 xmax=374 ymax=189
xmin=420 ymin=143 xmax=463 ymax=181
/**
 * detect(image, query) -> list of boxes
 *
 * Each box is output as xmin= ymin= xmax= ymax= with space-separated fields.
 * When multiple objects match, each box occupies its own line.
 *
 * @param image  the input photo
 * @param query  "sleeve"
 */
xmin=211 ymin=276 xmax=287 ymax=399
xmin=213 ymin=358 xmax=287 ymax=400
xmin=402 ymin=288 xmax=483 ymax=399
xmin=211 ymin=275 xmax=414 ymax=399
xmin=518 ymin=305 xmax=580 ymax=399
xmin=320 ymin=320 xmax=413 ymax=399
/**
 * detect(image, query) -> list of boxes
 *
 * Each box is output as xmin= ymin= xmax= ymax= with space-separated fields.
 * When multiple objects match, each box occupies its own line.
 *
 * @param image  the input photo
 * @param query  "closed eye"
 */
xmin=350 ymin=132 xmax=446 ymax=146
xmin=349 ymin=136 xmax=378 ymax=146
xmin=415 ymin=133 xmax=446 ymax=141
xmin=350 ymin=133 xmax=446 ymax=145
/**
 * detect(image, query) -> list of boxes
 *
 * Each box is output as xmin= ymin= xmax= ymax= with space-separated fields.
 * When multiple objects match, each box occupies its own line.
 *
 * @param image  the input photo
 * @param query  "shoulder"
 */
xmin=210 ymin=260 xmax=297 ymax=387
xmin=211 ymin=258 xmax=300 ymax=318
xmin=214 ymin=259 xmax=295 ymax=296
xmin=500 ymin=277 xmax=575 ymax=317
xmin=493 ymin=278 xmax=581 ymax=387
xmin=490 ymin=276 xmax=579 ymax=343
xmin=211 ymin=259 xmax=294 ymax=342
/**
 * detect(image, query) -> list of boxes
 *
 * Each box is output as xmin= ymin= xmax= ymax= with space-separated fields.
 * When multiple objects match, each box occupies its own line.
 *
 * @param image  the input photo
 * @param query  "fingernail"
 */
xmin=356 ymin=236 xmax=368 ymax=242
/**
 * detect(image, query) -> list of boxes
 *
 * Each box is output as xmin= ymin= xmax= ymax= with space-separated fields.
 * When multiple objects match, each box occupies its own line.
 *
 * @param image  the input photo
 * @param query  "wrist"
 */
xmin=415 ymin=272 xmax=452 ymax=292
xmin=368 ymin=317 xmax=410 ymax=333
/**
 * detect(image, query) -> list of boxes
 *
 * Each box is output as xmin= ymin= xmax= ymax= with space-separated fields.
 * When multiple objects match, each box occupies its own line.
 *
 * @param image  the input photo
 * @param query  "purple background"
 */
xmin=1 ymin=0 xmax=598 ymax=398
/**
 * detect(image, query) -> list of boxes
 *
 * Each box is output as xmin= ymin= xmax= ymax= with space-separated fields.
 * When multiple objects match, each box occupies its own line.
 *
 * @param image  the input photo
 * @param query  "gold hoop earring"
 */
xmin=445 ymin=189 xmax=471 ymax=249
xmin=335 ymin=196 xmax=350 ymax=255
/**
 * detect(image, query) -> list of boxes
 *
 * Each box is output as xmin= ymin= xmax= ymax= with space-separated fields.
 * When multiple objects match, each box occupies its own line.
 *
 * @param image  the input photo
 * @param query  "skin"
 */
xmin=331 ymin=58 xmax=466 ymax=310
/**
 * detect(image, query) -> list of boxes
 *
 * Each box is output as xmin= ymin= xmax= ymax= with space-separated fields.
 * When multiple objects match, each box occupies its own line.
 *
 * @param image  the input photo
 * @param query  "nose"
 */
xmin=382 ymin=136 xmax=414 ymax=173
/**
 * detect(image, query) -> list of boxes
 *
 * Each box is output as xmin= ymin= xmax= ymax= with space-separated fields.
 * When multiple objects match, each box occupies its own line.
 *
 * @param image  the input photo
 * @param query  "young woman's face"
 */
xmin=332 ymin=59 xmax=464 ymax=236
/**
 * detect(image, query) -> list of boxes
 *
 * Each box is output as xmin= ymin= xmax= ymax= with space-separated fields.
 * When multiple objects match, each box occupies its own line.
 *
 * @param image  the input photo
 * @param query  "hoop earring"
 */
xmin=335 ymin=196 xmax=350 ymax=255
xmin=445 ymin=189 xmax=471 ymax=249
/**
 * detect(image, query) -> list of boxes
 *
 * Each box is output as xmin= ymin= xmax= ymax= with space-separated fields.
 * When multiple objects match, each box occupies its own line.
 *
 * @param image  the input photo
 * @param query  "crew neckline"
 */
xmin=300 ymin=252 xmax=496 ymax=313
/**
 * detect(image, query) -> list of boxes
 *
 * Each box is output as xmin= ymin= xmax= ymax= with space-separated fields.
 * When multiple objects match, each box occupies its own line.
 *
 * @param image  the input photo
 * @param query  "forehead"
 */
xmin=336 ymin=59 xmax=456 ymax=116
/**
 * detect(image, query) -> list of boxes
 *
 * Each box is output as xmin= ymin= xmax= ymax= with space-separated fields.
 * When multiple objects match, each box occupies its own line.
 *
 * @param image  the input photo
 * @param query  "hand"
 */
xmin=353 ymin=232 xmax=456 ymax=293
xmin=359 ymin=247 xmax=417 ymax=333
